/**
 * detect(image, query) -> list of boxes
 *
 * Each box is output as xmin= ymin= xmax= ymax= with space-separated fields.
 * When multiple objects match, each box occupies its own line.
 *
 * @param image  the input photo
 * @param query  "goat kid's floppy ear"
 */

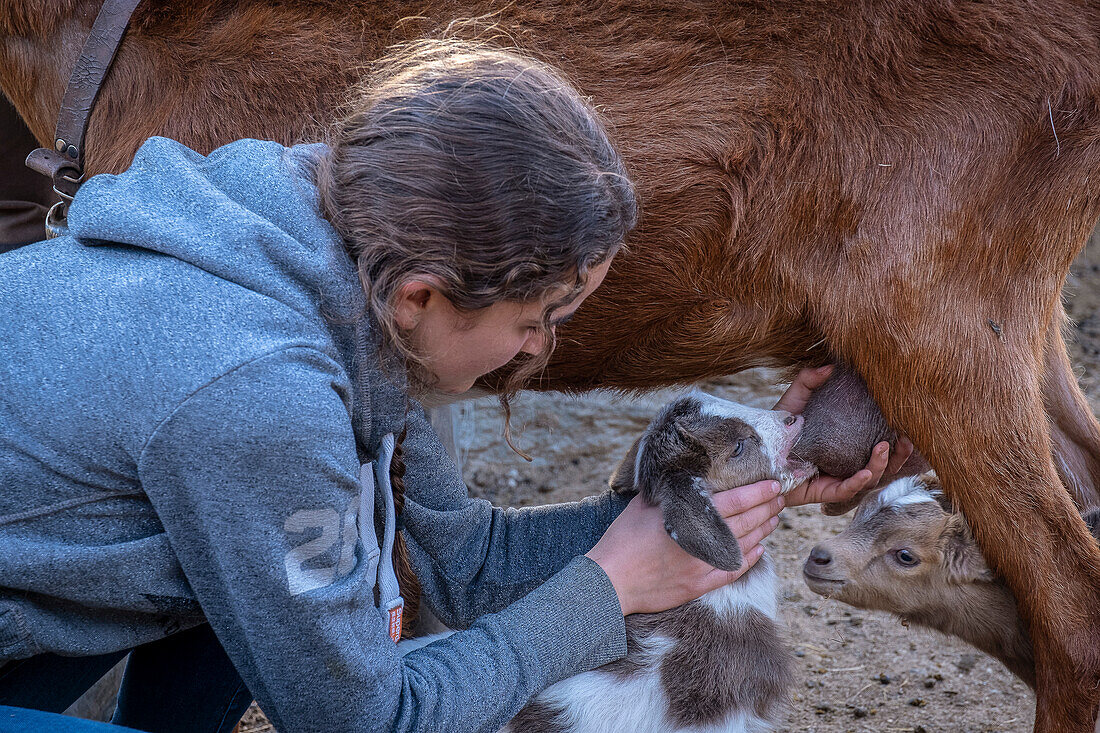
xmin=941 ymin=512 xmax=994 ymax=584
xmin=673 ymin=417 xmax=707 ymax=450
xmin=611 ymin=409 xmax=742 ymax=571
xmin=653 ymin=470 xmax=744 ymax=572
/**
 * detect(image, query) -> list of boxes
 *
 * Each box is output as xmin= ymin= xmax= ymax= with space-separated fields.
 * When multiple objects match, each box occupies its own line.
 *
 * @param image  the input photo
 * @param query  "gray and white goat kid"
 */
xmin=505 ymin=391 xmax=815 ymax=733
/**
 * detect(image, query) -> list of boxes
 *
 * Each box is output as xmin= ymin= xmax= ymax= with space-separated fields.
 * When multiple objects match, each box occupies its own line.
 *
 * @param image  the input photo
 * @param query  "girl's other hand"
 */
xmin=772 ymin=365 xmax=834 ymax=415
xmin=784 ymin=438 xmax=911 ymax=507
xmin=586 ymin=480 xmax=784 ymax=616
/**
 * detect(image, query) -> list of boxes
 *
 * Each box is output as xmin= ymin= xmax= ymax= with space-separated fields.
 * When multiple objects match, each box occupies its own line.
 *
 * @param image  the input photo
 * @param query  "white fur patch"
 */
xmin=508 ymin=636 xmax=677 ymax=733
xmin=693 ymin=391 xmax=756 ymax=419
xmin=856 ymin=476 xmax=938 ymax=522
xmin=698 ymin=554 xmax=779 ymax=621
xmin=511 ymin=633 xmax=774 ymax=733
xmin=693 ymin=477 xmax=711 ymax=498
xmin=407 ymin=633 xmax=778 ymax=732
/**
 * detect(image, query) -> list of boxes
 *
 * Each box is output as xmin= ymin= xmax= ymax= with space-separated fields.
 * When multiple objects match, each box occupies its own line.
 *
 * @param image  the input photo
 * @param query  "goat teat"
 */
xmin=790 ymin=365 xmax=930 ymax=515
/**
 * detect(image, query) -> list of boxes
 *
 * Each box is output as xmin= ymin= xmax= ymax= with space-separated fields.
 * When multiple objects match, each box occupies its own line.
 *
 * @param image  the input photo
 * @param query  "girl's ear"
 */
xmin=393 ymin=277 xmax=444 ymax=330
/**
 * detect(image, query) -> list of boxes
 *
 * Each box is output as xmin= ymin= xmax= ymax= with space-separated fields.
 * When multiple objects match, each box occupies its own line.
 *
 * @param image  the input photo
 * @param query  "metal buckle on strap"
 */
xmin=44 ymin=201 xmax=70 ymax=240
xmin=26 ymin=138 xmax=84 ymax=230
xmin=35 ymin=166 xmax=81 ymax=239
xmin=53 ymin=170 xmax=83 ymax=204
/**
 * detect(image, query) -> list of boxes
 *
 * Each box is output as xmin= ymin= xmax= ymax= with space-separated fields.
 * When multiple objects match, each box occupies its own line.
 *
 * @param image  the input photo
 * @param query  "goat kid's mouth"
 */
xmin=778 ymin=460 xmax=818 ymax=493
xmin=772 ymin=414 xmax=818 ymax=493
xmin=801 ymin=567 xmax=848 ymax=593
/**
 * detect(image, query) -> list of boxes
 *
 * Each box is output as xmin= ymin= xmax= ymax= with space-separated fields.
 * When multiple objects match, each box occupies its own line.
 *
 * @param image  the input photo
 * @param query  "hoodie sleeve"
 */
xmin=138 ymin=346 xmax=626 ymax=733
xmin=399 ymin=403 xmax=631 ymax=628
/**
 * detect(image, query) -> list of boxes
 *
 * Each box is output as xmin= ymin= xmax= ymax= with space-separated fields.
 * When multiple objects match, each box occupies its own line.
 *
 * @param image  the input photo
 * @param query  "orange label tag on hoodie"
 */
xmin=388 ymin=606 xmax=403 ymax=642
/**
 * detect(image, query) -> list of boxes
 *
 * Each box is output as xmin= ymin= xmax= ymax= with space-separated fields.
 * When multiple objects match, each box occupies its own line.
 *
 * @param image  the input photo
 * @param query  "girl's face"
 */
xmin=397 ymin=259 xmax=612 ymax=394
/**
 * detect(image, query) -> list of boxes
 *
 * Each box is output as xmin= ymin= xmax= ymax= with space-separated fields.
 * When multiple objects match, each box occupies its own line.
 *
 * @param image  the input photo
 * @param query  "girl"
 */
xmin=0 ymin=41 xmax=900 ymax=732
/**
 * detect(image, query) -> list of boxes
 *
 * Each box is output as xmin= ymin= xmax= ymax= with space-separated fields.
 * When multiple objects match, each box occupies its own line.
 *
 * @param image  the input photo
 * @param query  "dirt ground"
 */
xmin=241 ymin=229 xmax=1100 ymax=733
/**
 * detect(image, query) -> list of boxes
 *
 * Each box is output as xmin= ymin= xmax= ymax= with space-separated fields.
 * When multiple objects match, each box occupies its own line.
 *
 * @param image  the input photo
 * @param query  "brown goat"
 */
xmin=4 ymin=2 xmax=1100 ymax=729
xmin=803 ymin=475 xmax=1100 ymax=699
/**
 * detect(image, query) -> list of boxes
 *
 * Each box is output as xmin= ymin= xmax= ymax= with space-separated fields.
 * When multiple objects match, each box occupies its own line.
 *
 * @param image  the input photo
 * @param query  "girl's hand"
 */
xmin=784 ymin=438 xmax=913 ymax=507
xmin=772 ymin=365 xmax=835 ymax=415
xmin=586 ymin=481 xmax=784 ymax=616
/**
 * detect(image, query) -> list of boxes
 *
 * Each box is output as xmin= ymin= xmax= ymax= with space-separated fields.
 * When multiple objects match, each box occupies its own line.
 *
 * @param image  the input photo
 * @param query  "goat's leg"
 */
xmin=828 ymin=304 xmax=1100 ymax=732
xmin=1044 ymin=308 xmax=1100 ymax=509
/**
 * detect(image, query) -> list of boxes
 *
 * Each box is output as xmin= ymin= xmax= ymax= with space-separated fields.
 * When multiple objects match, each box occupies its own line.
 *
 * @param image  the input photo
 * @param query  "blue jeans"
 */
xmin=0 ymin=624 xmax=252 ymax=733
xmin=0 ymin=706 xmax=144 ymax=733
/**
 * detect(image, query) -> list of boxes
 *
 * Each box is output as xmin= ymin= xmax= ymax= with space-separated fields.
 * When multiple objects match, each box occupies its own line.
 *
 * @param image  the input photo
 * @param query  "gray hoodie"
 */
xmin=0 ymin=137 xmax=628 ymax=732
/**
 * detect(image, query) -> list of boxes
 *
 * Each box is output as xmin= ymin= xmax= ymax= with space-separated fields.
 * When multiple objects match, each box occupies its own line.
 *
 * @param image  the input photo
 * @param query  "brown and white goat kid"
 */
xmin=802 ymin=474 xmax=1100 ymax=692
xmin=504 ymin=391 xmax=814 ymax=733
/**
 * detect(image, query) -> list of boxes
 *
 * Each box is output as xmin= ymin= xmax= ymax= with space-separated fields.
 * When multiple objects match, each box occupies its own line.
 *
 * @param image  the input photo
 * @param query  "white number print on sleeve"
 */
xmin=283 ymin=495 xmax=361 ymax=595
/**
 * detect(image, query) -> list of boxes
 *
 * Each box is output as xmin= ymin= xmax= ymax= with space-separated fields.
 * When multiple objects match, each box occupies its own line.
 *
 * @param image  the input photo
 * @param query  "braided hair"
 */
xmin=389 ymin=423 xmax=420 ymax=637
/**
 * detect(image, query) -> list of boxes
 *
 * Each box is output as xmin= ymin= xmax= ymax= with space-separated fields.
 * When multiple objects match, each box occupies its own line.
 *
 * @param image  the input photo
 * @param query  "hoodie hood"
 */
xmin=68 ymin=136 xmax=360 ymax=325
xmin=66 ymin=136 xmax=407 ymax=449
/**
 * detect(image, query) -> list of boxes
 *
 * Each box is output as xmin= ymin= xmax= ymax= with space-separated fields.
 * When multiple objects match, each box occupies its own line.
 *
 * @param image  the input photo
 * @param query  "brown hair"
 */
xmin=316 ymin=39 xmax=637 ymax=396
xmin=314 ymin=39 xmax=636 ymax=633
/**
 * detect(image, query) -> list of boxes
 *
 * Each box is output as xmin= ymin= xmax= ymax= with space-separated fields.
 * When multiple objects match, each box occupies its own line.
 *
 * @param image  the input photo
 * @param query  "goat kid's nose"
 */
xmin=808 ymin=546 xmax=833 ymax=566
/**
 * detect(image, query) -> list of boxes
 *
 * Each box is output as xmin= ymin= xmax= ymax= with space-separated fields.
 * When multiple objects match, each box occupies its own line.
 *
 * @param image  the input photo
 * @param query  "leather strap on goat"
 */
xmin=25 ymin=0 xmax=143 ymax=237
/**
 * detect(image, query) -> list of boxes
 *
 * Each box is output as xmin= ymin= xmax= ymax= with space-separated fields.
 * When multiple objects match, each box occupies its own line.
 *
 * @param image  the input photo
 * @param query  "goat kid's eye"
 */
xmin=728 ymin=439 xmax=745 ymax=460
xmin=893 ymin=549 xmax=920 ymax=567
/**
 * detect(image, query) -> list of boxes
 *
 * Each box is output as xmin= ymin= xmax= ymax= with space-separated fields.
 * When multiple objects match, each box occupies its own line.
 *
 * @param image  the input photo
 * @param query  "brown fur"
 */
xmin=1044 ymin=315 xmax=1100 ymax=510
xmin=4 ymin=2 xmax=1100 ymax=728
